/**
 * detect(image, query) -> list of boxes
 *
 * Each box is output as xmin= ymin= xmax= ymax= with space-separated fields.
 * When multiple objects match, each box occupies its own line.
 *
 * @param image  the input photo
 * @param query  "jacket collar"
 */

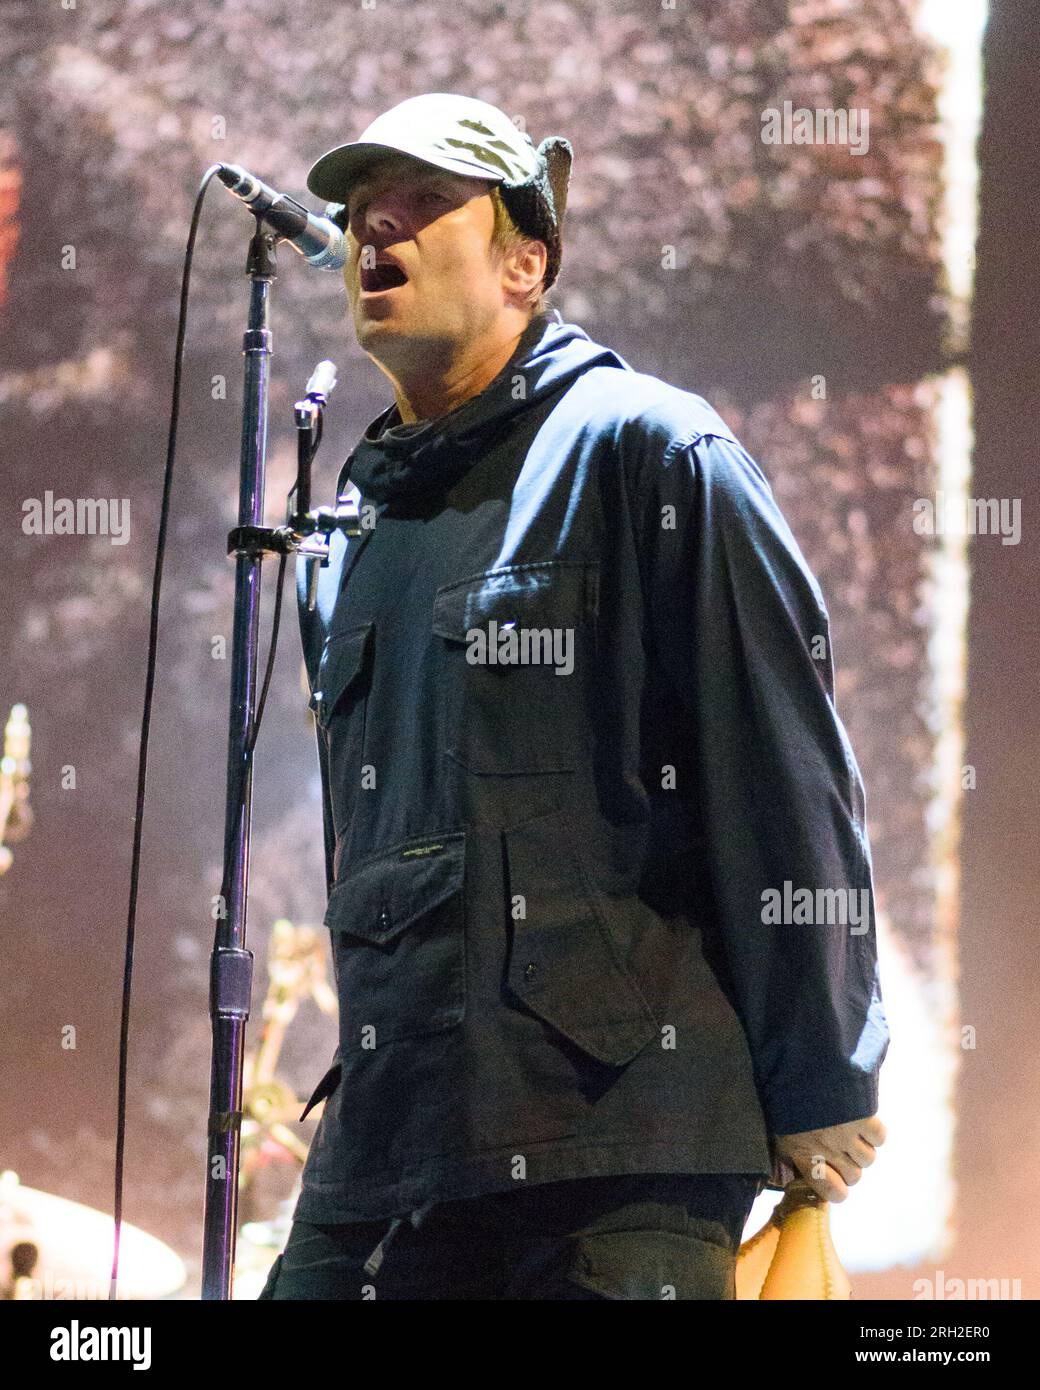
xmin=337 ymin=309 xmax=625 ymax=504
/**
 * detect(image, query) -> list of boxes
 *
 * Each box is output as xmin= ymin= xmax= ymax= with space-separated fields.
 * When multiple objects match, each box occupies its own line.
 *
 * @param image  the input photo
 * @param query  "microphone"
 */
xmin=216 ymin=164 xmax=347 ymax=271
xmin=305 ymin=359 xmax=338 ymax=402
xmin=291 ymin=360 xmax=339 ymax=532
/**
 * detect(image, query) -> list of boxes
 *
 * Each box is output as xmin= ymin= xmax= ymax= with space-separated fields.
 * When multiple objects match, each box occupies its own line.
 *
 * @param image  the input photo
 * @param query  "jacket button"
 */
xmin=378 ymin=908 xmax=392 ymax=931
xmin=524 ymin=962 xmax=538 ymax=981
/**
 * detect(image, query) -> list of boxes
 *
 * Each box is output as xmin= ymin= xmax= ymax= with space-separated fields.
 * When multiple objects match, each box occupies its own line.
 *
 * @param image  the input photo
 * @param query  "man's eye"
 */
xmin=347 ymin=189 xmax=449 ymax=222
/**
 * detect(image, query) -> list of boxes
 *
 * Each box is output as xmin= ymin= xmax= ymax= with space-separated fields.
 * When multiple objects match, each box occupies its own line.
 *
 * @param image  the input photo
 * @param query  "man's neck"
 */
xmin=389 ymin=320 xmax=532 ymax=425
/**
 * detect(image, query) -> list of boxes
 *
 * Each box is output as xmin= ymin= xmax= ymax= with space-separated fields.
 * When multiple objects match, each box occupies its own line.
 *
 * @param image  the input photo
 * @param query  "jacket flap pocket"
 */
xmin=432 ymin=561 xmax=598 ymax=642
xmin=504 ymin=813 xmax=658 ymax=1066
xmin=310 ymin=622 xmax=373 ymax=726
xmin=324 ymin=831 xmax=465 ymax=945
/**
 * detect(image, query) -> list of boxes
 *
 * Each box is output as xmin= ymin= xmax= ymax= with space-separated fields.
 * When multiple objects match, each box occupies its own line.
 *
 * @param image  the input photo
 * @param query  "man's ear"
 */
xmin=500 ymin=239 xmax=548 ymax=303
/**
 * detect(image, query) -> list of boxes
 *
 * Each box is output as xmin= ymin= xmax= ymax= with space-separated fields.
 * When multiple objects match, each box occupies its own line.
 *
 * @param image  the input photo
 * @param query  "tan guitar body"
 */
xmin=736 ymin=1180 xmax=852 ymax=1300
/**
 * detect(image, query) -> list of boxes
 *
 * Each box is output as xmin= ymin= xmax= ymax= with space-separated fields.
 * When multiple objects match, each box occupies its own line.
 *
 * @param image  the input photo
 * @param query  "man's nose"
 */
xmin=361 ymin=192 xmax=409 ymax=238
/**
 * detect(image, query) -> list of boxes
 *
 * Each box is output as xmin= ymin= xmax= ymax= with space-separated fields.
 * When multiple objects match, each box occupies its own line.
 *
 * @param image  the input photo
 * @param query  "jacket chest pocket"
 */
xmin=432 ymin=561 xmax=598 ymax=775
xmin=310 ymin=622 xmax=374 ymax=792
xmin=324 ymin=831 xmax=466 ymax=1051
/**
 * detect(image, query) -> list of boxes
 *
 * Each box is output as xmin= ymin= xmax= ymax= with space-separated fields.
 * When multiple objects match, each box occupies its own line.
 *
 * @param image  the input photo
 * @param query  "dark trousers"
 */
xmin=257 ymin=1172 xmax=763 ymax=1300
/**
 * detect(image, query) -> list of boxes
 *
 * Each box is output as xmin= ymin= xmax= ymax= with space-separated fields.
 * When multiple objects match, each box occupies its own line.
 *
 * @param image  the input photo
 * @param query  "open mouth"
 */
xmin=360 ymin=262 xmax=409 ymax=293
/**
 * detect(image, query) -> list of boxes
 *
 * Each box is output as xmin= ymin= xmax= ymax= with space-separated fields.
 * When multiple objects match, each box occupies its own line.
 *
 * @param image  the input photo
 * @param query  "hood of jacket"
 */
xmin=339 ymin=310 xmax=629 ymax=504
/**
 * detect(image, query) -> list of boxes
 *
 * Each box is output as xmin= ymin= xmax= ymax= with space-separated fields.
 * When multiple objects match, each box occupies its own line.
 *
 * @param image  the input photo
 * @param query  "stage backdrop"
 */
xmin=0 ymin=0 xmax=986 ymax=1294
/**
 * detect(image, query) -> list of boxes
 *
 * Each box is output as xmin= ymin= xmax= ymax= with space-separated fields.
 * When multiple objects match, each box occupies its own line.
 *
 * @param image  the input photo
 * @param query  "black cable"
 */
xmin=252 ymin=553 xmax=288 ymax=756
xmin=216 ymin=547 xmax=287 ymax=910
xmin=111 ymin=165 xmax=291 ymax=1298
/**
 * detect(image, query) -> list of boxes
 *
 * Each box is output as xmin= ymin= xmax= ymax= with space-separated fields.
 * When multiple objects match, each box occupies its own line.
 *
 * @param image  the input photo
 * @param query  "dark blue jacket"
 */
xmin=291 ymin=309 xmax=889 ymax=1224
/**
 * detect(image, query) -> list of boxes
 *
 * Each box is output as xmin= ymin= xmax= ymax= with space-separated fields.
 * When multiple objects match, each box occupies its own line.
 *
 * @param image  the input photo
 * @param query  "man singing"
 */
xmin=259 ymin=93 xmax=889 ymax=1300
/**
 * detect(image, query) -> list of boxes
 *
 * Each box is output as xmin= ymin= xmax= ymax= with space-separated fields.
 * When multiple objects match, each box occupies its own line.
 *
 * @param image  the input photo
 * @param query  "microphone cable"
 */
xmin=110 ymin=165 xmax=290 ymax=1298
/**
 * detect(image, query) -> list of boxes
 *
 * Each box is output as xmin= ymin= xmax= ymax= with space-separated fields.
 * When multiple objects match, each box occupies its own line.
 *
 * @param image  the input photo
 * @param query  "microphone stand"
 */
xmin=201 ymin=216 xmax=352 ymax=1299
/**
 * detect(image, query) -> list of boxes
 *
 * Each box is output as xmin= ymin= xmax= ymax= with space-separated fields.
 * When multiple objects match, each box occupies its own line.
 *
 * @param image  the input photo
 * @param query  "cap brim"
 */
xmin=306 ymin=140 xmax=505 ymax=202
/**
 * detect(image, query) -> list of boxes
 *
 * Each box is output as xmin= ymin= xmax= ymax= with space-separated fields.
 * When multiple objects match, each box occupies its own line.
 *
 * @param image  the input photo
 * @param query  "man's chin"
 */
xmin=353 ymin=307 xmax=401 ymax=344
xmin=354 ymin=295 xmax=431 ymax=335
xmin=352 ymin=313 xmax=432 ymax=374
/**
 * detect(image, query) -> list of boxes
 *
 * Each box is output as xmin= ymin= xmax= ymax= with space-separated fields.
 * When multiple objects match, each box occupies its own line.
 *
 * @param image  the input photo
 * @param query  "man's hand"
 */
xmin=773 ymin=1114 xmax=886 ymax=1202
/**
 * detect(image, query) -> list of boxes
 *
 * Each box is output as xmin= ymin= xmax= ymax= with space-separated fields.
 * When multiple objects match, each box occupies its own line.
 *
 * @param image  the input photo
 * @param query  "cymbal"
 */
xmin=0 ymin=1172 xmax=185 ymax=1300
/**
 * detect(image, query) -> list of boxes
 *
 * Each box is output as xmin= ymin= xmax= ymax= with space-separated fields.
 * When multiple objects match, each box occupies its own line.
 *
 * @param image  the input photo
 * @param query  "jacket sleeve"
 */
xmin=628 ymin=427 xmax=890 ymax=1136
